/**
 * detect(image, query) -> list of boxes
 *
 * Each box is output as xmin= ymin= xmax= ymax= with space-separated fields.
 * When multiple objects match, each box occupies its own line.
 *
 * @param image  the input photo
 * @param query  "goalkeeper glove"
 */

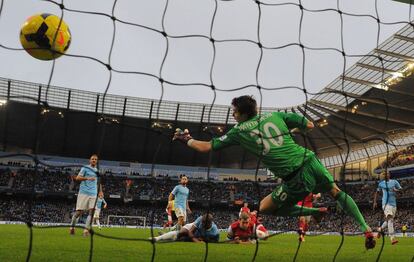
xmin=173 ymin=128 xmax=193 ymax=145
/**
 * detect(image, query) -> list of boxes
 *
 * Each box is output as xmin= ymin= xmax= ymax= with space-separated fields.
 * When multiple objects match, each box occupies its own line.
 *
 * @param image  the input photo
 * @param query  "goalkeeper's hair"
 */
xmin=231 ymin=95 xmax=257 ymax=119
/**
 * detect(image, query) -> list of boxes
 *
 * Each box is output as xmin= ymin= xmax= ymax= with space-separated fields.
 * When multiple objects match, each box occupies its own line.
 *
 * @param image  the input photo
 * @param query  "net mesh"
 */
xmin=0 ymin=0 xmax=413 ymax=261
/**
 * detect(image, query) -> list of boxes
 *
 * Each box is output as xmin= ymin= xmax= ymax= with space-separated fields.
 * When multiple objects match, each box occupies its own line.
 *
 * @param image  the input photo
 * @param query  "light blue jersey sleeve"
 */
xmin=78 ymin=167 xmax=86 ymax=177
xmin=208 ymin=224 xmax=219 ymax=242
xmin=194 ymin=216 xmax=203 ymax=229
xmin=171 ymin=185 xmax=179 ymax=196
xmin=395 ymin=180 xmax=402 ymax=190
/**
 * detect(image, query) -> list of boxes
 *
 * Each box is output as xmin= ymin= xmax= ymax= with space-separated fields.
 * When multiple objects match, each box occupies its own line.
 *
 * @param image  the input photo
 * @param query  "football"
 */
xmin=19 ymin=13 xmax=71 ymax=60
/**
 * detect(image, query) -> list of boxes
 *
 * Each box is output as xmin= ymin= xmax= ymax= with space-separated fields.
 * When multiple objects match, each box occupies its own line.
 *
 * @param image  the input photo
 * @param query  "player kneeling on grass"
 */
xmin=153 ymin=213 xmax=219 ymax=243
xmin=173 ymin=95 xmax=376 ymax=249
xmin=227 ymin=212 xmax=257 ymax=244
xmin=93 ymin=191 xmax=107 ymax=229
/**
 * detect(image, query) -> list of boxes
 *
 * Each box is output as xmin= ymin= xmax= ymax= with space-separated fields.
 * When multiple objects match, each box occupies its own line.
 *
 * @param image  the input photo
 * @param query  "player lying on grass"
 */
xmin=227 ymin=212 xmax=257 ymax=244
xmin=173 ymin=95 xmax=376 ymax=249
xmin=249 ymin=210 xmax=269 ymax=240
xmin=152 ymin=213 xmax=219 ymax=243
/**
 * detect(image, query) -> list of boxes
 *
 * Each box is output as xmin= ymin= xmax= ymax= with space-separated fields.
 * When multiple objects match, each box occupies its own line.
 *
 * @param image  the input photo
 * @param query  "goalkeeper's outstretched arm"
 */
xmin=173 ymin=128 xmax=212 ymax=153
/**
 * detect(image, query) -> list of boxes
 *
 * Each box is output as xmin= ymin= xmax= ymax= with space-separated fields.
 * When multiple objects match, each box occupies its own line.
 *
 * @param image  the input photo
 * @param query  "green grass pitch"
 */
xmin=0 ymin=225 xmax=413 ymax=261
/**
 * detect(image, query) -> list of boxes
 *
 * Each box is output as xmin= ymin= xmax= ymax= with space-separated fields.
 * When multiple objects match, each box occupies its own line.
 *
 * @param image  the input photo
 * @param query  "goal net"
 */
xmin=106 ymin=215 xmax=147 ymax=228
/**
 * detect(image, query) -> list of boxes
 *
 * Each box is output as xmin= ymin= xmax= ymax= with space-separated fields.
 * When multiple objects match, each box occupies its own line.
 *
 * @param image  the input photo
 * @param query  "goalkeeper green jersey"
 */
xmin=211 ymin=112 xmax=314 ymax=179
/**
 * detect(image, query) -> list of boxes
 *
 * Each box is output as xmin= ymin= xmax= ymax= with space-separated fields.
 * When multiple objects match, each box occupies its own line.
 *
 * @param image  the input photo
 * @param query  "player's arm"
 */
xmin=393 ymin=181 xmax=402 ymax=192
xmin=173 ymin=128 xmax=211 ymax=153
xmin=173 ymin=128 xmax=238 ymax=153
xmin=226 ymin=225 xmax=235 ymax=241
xmin=280 ymin=112 xmax=313 ymax=133
xmin=186 ymin=200 xmax=192 ymax=214
xmin=103 ymin=199 xmax=107 ymax=209
xmin=186 ymin=224 xmax=202 ymax=242
xmin=75 ymin=168 xmax=95 ymax=181
xmin=168 ymin=192 xmax=175 ymax=203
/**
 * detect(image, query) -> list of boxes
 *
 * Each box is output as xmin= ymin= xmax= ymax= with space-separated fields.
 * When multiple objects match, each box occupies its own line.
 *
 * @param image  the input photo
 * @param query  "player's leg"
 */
xmin=256 ymin=224 xmax=269 ymax=240
xmin=70 ymin=210 xmax=83 ymax=234
xmin=153 ymin=223 xmax=192 ymax=242
xmin=83 ymin=196 xmax=96 ymax=236
xmin=259 ymin=185 xmax=324 ymax=217
xmin=310 ymin=157 xmax=371 ymax=233
xmin=309 ymin=156 xmax=376 ymax=249
xmin=93 ymin=209 xmax=101 ymax=229
xmin=70 ymin=194 xmax=88 ymax=234
xmin=329 ymin=183 xmax=371 ymax=232
xmin=174 ymin=208 xmax=186 ymax=230
xmin=152 ymin=230 xmax=178 ymax=242
xmin=298 ymin=216 xmax=310 ymax=242
xmin=167 ymin=213 xmax=173 ymax=229
xmin=384 ymin=206 xmax=398 ymax=245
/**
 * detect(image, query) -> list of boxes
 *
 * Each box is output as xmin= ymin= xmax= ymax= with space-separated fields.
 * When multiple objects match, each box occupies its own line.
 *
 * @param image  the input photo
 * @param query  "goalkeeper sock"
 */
xmin=335 ymin=191 xmax=369 ymax=232
xmin=277 ymin=205 xmax=321 ymax=217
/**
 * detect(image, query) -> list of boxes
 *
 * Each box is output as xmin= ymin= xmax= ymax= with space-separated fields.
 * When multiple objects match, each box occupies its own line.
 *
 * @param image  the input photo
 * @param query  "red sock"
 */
xmin=303 ymin=222 xmax=308 ymax=233
xmin=299 ymin=221 xmax=305 ymax=232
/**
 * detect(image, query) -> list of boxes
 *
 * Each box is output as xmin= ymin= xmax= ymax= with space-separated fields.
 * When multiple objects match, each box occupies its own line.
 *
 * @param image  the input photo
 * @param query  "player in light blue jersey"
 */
xmin=168 ymin=175 xmax=191 ymax=229
xmin=152 ymin=213 xmax=219 ymax=243
xmin=373 ymin=171 xmax=402 ymax=245
xmin=70 ymin=154 xmax=100 ymax=237
xmin=93 ymin=191 xmax=107 ymax=229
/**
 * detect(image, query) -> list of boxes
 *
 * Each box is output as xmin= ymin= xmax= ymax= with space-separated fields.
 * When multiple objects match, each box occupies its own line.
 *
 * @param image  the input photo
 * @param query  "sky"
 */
xmin=0 ymin=0 xmax=411 ymax=108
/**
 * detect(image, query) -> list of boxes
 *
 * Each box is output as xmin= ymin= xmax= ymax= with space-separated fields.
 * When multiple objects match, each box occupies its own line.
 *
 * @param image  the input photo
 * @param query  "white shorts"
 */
xmin=383 ymin=205 xmax=397 ymax=217
xmin=93 ymin=208 xmax=101 ymax=218
xmin=76 ymin=193 xmax=97 ymax=211
xmin=183 ymin=222 xmax=195 ymax=231
xmin=174 ymin=207 xmax=187 ymax=222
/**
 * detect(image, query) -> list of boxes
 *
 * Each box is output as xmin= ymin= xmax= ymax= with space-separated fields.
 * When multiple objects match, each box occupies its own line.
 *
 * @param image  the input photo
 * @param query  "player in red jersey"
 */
xmin=227 ymin=212 xmax=256 ymax=244
xmin=163 ymin=200 xmax=175 ymax=230
xmin=250 ymin=210 xmax=269 ymax=240
xmin=239 ymin=202 xmax=251 ymax=218
xmin=297 ymin=193 xmax=321 ymax=242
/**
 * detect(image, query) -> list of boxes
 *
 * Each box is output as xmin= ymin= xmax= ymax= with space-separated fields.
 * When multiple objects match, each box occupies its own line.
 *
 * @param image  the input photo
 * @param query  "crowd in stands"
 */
xmin=1 ymin=166 xmax=414 ymax=204
xmin=377 ymin=145 xmax=414 ymax=169
xmin=1 ymin=198 xmax=413 ymax=233
xmin=1 ymin=159 xmax=414 ymax=234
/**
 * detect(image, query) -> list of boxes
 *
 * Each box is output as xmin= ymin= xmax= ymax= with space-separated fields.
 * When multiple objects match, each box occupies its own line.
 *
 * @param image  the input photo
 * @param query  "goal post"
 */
xmin=106 ymin=215 xmax=147 ymax=227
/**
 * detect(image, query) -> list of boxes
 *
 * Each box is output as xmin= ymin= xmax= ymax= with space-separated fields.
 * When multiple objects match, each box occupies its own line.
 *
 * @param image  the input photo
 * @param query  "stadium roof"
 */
xmin=297 ymin=22 xmax=414 ymax=160
xmin=1 ymin=23 xmax=414 ymax=167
